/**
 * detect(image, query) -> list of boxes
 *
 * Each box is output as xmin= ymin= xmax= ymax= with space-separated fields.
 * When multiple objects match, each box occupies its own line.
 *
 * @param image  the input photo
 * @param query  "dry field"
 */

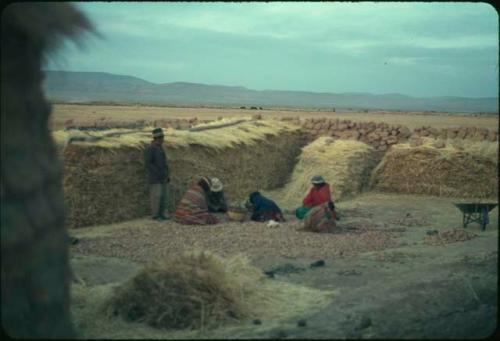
xmin=50 ymin=103 xmax=499 ymax=131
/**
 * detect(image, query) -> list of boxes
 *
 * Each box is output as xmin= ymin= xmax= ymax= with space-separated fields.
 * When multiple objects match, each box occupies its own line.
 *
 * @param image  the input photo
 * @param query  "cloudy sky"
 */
xmin=46 ymin=2 xmax=498 ymax=98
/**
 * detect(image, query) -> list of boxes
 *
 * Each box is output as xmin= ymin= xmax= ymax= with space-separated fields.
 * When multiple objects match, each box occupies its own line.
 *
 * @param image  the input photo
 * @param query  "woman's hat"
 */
xmin=311 ymin=175 xmax=325 ymax=184
xmin=210 ymin=177 xmax=223 ymax=192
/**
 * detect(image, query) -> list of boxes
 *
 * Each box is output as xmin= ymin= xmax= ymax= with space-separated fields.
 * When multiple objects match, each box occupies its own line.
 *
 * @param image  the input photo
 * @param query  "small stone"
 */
xmin=264 ymin=271 xmax=275 ymax=278
xmin=297 ymin=319 xmax=307 ymax=327
xmin=310 ymin=260 xmax=325 ymax=268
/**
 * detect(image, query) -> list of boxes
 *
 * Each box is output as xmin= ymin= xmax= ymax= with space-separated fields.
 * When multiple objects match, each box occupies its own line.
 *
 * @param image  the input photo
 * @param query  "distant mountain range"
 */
xmin=42 ymin=71 xmax=499 ymax=113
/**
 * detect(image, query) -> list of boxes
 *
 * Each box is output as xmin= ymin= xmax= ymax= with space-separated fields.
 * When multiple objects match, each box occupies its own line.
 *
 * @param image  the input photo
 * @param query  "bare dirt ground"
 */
xmin=69 ymin=192 xmax=498 ymax=339
xmin=51 ymin=103 xmax=499 ymax=130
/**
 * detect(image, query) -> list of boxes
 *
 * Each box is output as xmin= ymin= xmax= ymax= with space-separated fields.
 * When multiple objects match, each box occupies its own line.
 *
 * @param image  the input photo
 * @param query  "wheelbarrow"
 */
xmin=454 ymin=203 xmax=497 ymax=230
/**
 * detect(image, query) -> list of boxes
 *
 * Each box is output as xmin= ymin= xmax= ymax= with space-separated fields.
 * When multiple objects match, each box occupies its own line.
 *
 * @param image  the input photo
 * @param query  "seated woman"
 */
xmin=205 ymin=177 xmax=228 ymax=213
xmin=303 ymin=201 xmax=336 ymax=233
xmin=173 ymin=177 xmax=221 ymax=225
xmin=246 ymin=191 xmax=285 ymax=222
xmin=295 ymin=175 xmax=337 ymax=220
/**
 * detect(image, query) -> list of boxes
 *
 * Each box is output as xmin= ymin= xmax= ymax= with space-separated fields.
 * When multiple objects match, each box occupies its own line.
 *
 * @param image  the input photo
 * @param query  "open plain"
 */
xmin=51 ymin=103 xmax=499 ymax=130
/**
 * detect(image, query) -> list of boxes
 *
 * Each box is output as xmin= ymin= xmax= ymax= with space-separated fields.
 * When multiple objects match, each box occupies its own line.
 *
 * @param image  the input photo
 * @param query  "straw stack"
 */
xmin=265 ymin=137 xmax=380 ymax=209
xmin=370 ymin=137 xmax=498 ymax=198
xmin=104 ymin=251 xmax=263 ymax=330
xmin=58 ymin=120 xmax=305 ymax=228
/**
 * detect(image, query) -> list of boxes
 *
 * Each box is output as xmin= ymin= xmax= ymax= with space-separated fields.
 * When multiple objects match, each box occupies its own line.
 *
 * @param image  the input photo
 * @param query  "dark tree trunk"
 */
xmin=1 ymin=3 xmax=91 ymax=338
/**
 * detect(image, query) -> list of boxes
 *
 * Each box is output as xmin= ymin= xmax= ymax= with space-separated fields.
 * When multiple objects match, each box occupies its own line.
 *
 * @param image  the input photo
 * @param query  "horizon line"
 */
xmin=43 ymin=69 xmax=499 ymax=100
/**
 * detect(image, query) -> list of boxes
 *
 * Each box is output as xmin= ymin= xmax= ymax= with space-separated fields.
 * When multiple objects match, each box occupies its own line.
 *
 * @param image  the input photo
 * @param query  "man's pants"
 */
xmin=150 ymin=182 xmax=168 ymax=218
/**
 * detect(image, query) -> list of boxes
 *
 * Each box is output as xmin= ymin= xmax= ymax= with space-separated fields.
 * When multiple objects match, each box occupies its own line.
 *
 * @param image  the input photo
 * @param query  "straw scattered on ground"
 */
xmin=389 ymin=213 xmax=431 ymax=227
xmin=70 ymin=251 xmax=336 ymax=339
xmin=423 ymin=228 xmax=478 ymax=246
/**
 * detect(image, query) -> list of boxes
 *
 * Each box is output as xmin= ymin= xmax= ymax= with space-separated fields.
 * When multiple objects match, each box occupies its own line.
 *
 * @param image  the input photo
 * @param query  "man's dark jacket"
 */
xmin=144 ymin=142 xmax=169 ymax=184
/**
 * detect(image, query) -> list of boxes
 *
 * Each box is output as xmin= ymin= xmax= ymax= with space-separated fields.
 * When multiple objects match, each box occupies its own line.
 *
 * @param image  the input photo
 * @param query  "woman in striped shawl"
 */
xmin=173 ymin=177 xmax=220 ymax=225
xmin=303 ymin=201 xmax=336 ymax=233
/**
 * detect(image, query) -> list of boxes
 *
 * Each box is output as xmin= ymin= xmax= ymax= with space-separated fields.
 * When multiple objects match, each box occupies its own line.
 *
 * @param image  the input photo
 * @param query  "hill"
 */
xmin=43 ymin=71 xmax=498 ymax=113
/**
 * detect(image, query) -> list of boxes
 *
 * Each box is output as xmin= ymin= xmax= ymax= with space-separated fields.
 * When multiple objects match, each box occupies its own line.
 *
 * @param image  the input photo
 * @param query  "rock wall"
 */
xmin=292 ymin=117 xmax=498 ymax=151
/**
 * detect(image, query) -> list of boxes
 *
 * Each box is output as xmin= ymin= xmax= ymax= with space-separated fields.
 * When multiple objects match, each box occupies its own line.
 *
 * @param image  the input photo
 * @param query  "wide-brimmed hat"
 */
xmin=152 ymin=128 xmax=164 ymax=138
xmin=311 ymin=175 xmax=325 ymax=184
xmin=210 ymin=177 xmax=223 ymax=192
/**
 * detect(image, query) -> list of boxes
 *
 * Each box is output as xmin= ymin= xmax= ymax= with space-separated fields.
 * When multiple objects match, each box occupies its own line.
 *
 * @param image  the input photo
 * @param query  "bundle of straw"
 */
xmin=370 ymin=137 xmax=498 ymax=198
xmin=104 ymin=251 xmax=263 ymax=330
xmin=265 ymin=137 xmax=380 ymax=209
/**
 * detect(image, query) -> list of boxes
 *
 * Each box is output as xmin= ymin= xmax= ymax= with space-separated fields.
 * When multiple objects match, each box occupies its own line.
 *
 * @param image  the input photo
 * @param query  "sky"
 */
xmin=46 ymin=1 xmax=499 ymax=98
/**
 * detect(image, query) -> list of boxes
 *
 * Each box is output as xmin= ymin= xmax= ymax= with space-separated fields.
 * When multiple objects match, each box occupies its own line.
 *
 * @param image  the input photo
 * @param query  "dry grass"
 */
xmin=54 ymin=119 xmax=300 ymax=151
xmin=70 ymin=251 xmax=335 ymax=339
xmin=265 ymin=137 xmax=380 ymax=208
xmin=446 ymin=138 xmax=499 ymax=161
xmin=51 ymin=103 xmax=499 ymax=131
xmin=104 ymin=251 xmax=264 ymax=330
xmin=370 ymin=137 xmax=498 ymax=198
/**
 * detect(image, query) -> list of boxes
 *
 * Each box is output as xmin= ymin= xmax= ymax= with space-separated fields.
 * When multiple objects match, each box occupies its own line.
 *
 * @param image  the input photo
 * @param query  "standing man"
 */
xmin=144 ymin=128 xmax=170 ymax=220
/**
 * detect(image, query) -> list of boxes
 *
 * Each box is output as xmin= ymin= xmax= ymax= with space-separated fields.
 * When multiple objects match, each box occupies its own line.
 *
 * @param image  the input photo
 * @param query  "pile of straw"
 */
xmin=104 ymin=251 xmax=262 ymax=330
xmin=70 ymin=253 xmax=334 ymax=339
xmin=265 ymin=137 xmax=380 ymax=209
xmin=424 ymin=228 xmax=477 ymax=246
xmin=57 ymin=120 xmax=305 ymax=228
xmin=370 ymin=137 xmax=498 ymax=198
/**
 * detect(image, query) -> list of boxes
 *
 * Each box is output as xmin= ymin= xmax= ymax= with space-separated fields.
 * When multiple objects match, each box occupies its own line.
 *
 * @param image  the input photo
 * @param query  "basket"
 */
xmin=227 ymin=208 xmax=247 ymax=222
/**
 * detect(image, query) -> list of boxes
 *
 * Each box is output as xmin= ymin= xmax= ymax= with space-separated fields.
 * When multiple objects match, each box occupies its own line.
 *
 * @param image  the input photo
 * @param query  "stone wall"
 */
xmin=290 ymin=117 xmax=498 ymax=151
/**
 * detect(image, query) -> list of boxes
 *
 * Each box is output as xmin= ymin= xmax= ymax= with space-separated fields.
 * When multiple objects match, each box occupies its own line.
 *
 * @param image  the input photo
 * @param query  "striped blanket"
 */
xmin=173 ymin=184 xmax=219 ymax=225
xmin=303 ymin=202 xmax=336 ymax=233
